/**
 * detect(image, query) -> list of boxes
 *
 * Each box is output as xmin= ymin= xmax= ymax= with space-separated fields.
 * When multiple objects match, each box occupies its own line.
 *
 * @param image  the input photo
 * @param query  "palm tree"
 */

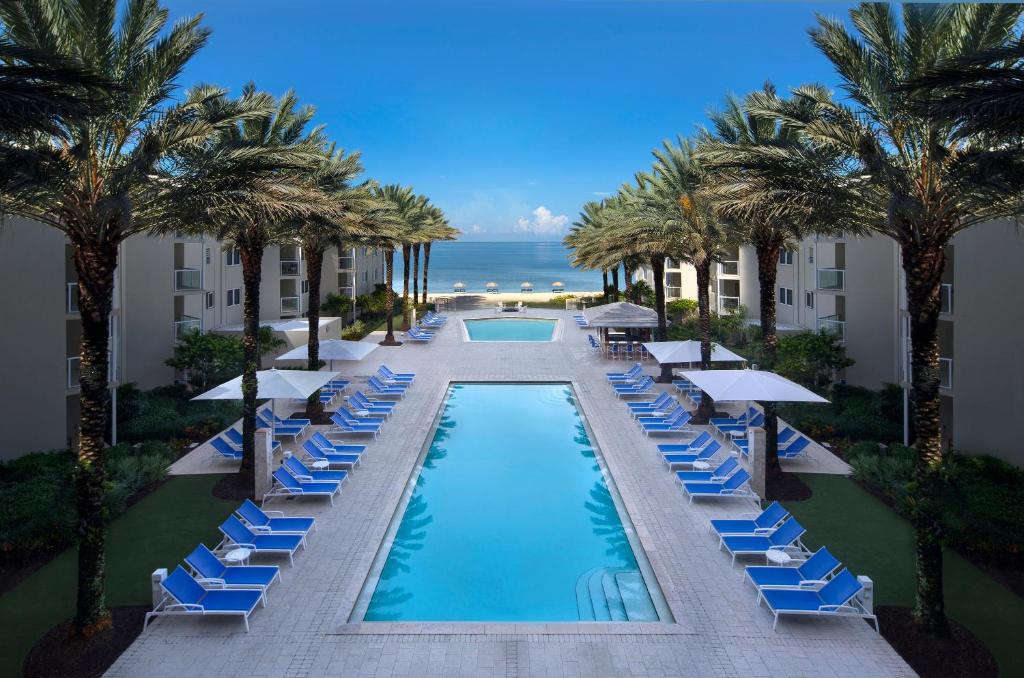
xmin=159 ymin=84 xmax=344 ymax=493
xmin=373 ymin=184 xmax=420 ymax=344
xmin=0 ymin=0 xmax=210 ymax=635
xmin=420 ymin=205 xmax=457 ymax=303
xmin=715 ymin=3 xmax=1024 ymax=634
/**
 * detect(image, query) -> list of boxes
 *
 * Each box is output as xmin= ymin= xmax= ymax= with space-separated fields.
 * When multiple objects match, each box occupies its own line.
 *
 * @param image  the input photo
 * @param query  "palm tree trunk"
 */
xmin=694 ymin=258 xmax=716 ymax=424
xmin=412 ymin=243 xmax=421 ymax=305
xmin=239 ymin=246 xmax=263 ymax=491
xmin=648 ymin=256 xmax=672 ymax=383
xmin=304 ymin=245 xmax=325 ymax=420
xmin=602 ymin=270 xmax=609 ymax=302
xmin=610 ymin=267 xmax=620 ymax=301
xmin=71 ymin=240 xmax=117 ymax=636
xmin=381 ymin=249 xmax=401 ymax=345
xmin=422 ymin=242 xmax=431 ymax=302
xmin=903 ymin=242 xmax=949 ymax=635
xmin=755 ymin=239 xmax=783 ymax=489
xmin=401 ymin=244 xmax=411 ymax=330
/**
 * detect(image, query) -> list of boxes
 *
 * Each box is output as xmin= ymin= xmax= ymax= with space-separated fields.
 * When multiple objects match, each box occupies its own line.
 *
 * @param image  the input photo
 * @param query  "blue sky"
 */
xmin=164 ymin=0 xmax=853 ymax=241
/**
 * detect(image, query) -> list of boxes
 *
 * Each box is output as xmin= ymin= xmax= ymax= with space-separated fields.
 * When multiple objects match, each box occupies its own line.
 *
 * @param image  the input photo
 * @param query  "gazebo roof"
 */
xmin=582 ymin=301 xmax=661 ymax=328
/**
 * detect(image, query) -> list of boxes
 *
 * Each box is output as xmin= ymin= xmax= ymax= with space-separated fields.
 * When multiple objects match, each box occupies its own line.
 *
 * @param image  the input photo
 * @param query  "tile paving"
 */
xmin=109 ymin=308 xmax=913 ymax=677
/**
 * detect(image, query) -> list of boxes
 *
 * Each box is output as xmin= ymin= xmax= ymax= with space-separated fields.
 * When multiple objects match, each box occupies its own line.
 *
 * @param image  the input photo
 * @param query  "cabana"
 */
xmin=582 ymin=302 xmax=663 ymax=358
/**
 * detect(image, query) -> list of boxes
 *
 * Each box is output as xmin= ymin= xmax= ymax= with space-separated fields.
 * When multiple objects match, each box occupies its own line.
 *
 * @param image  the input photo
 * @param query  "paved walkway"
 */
xmin=109 ymin=309 xmax=910 ymax=678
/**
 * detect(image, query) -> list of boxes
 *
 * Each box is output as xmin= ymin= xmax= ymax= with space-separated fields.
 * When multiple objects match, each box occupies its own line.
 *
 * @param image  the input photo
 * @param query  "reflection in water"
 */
xmin=584 ymin=481 xmax=636 ymax=564
xmin=366 ymin=494 xmax=433 ymax=620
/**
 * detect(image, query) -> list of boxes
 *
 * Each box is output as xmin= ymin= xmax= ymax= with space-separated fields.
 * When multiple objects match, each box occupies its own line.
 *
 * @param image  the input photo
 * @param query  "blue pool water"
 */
xmin=464 ymin=318 xmax=556 ymax=342
xmin=361 ymin=383 xmax=666 ymax=622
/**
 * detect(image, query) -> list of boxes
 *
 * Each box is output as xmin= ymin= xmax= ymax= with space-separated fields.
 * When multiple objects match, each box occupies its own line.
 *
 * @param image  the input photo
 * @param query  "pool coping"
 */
xmin=458 ymin=316 xmax=564 ymax=343
xmin=344 ymin=380 xmax=677 ymax=627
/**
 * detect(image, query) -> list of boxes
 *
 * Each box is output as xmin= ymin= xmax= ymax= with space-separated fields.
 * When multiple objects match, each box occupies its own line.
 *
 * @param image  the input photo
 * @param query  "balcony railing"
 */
xmin=816 ymin=268 xmax=846 ymax=291
xmin=281 ymin=296 xmax=300 ymax=314
xmin=66 ymin=282 xmax=79 ymax=313
xmin=280 ymin=260 xmax=300 ymax=277
xmin=718 ymin=296 xmax=739 ymax=313
xmin=174 ymin=315 xmax=201 ymax=339
xmin=818 ymin=314 xmax=846 ymax=342
xmin=174 ymin=268 xmax=202 ymax=291
xmin=718 ymin=261 xmax=739 ymax=276
xmin=940 ymin=357 xmax=953 ymax=389
xmin=940 ymin=283 xmax=954 ymax=315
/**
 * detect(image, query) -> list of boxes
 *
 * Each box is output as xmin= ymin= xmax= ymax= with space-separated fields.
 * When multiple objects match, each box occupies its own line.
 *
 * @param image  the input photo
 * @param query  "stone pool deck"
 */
xmin=109 ymin=309 xmax=911 ymax=677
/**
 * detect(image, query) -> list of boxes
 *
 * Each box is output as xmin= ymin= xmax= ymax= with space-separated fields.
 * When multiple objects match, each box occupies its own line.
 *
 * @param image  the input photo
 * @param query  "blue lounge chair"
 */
xmin=719 ymin=517 xmax=806 ymax=565
xmin=661 ymin=439 xmax=722 ymax=469
xmin=718 ymin=412 xmax=765 ymax=435
xmin=657 ymin=431 xmax=711 ymax=454
xmin=338 ymin=405 xmax=386 ymax=423
xmin=635 ymin=404 xmax=687 ymax=425
xmin=218 ymin=515 xmax=304 ymax=565
xmin=311 ymin=431 xmax=366 ymax=456
xmin=211 ymin=437 xmax=243 ymax=460
xmin=607 ymin=363 xmax=643 ymax=382
xmin=758 ymin=569 xmax=878 ymax=631
xmin=681 ymin=468 xmax=756 ymax=504
xmin=744 ymin=546 xmax=840 ymax=590
xmin=267 ymin=468 xmax=342 ymax=506
xmin=734 ymin=430 xmax=802 ymax=458
xmin=261 ymin=409 xmax=310 ymax=432
xmin=709 ymin=501 xmax=789 ymax=537
xmin=367 ymin=376 xmax=407 ymax=398
xmin=613 ymin=376 xmax=655 ymax=398
xmin=303 ymin=439 xmax=361 ymax=468
xmin=778 ymin=436 xmax=812 ymax=460
xmin=184 ymin=543 xmax=280 ymax=601
xmin=224 ymin=428 xmax=282 ymax=453
xmin=675 ymin=456 xmax=738 ymax=484
xmin=144 ymin=566 xmax=264 ymax=632
xmin=349 ymin=392 xmax=395 ymax=418
xmin=284 ymin=455 xmax=348 ymax=485
xmin=379 ymin=365 xmax=415 ymax=382
xmin=626 ymin=392 xmax=674 ymax=414
xmin=330 ymin=411 xmax=381 ymax=438
xmin=236 ymin=499 xmax=316 ymax=540
xmin=640 ymin=410 xmax=693 ymax=435
xmin=255 ymin=414 xmax=303 ymax=440
xmin=406 ymin=328 xmax=434 ymax=342
xmin=710 ymin=406 xmax=758 ymax=430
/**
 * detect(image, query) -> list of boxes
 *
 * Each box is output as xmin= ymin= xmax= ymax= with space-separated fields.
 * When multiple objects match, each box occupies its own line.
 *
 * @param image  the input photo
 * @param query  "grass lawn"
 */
xmin=0 ymin=474 xmax=235 ymax=678
xmin=788 ymin=474 xmax=1024 ymax=677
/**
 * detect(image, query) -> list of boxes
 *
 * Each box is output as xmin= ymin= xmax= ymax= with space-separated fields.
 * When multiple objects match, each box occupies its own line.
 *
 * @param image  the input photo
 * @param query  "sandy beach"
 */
xmin=427 ymin=290 xmax=602 ymax=304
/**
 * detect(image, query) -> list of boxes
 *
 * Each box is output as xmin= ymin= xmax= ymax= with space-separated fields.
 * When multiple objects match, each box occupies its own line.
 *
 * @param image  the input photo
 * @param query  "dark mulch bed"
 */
xmin=23 ymin=605 xmax=148 ymax=678
xmin=766 ymin=472 xmax=813 ymax=501
xmin=877 ymin=606 xmax=998 ymax=678
xmin=212 ymin=472 xmax=255 ymax=501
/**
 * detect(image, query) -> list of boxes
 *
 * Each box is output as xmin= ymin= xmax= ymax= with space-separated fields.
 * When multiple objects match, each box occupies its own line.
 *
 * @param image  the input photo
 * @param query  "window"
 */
xmin=301 ymin=279 xmax=309 ymax=294
xmin=364 ymin=271 xmax=369 ymax=283
xmin=205 ymin=291 xmax=215 ymax=309
xmin=225 ymin=247 xmax=241 ymax=266
xmin=807 ymin=246 xmax=814 ymax=264
xmin=226 ymin=288 xmax=240 ymax=307
xmin=805 ymin=291 xmax=815 ymax=309
xmin=779 ymin=287 xmax=793 ymax=306
xmin=205 ymin=247 xmax=211 ymax=265
xmin=779 ymin=250 xmax=794 ymax=265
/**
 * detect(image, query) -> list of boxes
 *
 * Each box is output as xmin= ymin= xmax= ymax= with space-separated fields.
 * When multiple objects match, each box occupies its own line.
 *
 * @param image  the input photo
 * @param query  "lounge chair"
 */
xmin=367 ymin=376 xmax=407 ymax=398
xmin=303 ymin=439 xmax=361 ymax=468
xmin=734 ymin=429 xmax=802 ymax=458
xmin=236 ymin=499 xmax=316 ymax=540
xmin=719 ymin=517 xmax=806 ymax=565
xmin=717 ymin=412 xmax=765 ymax=435
xmin=657 ymin=431 xmax=711 ymax=454
xmin=329 ymin=411 xmax=381 ymax=438
xmin=284 ymin=455 xmax=349 ymax=485
xmin=626 ymin=392 xmax=674 ymax=414
xmin=613 ymin=376 xmax=655 ymax=398
xmin=680 ymin=468 xmax=756 ymax=504
xmin=607 ymin=363 xmax=643 ymax=382
xmin=379 ymin=365 xmax=415 ymax=382
xmin=636 ymin=404 xmax=687 ymax=426
xmin=184 ymin=543 xmax=280 ymax=601
xmin=675 ymin=456 xmax=738 ymax=484
xmin=224 ymin=428 xmax=282 ymax=453
xmin=744 ymin=546 xmax=840 ymax=590
xmin=144 ymin=566 xmax=264 ymax=632
xmin=211 ymin=437 xmax=243 ymax=461
xmin=757 ymin=569 xmax=879 ymax=631
xmin=218 ymin=515 xmax=304 ymax=565
xmin=350 ymin=392 xmax=396 ymax=417
xmin=640 ymin=410 xmax=693 ymax=435
xmin=661 ymin=438 xmax=721 ymax=469
xmin=267 ymin=468 xmax=342 ymax=506
xmin=311 ymin=431 xmax=366 ymax=456
xmin=709 ymin=501 xmax=789 ymax=537
xmin=254 ymin=414 xmax=303 ymax=440
xmin=262 ymin=409 xmax=310 ymax=432
xmin=778 ymin=436 xmax=812 ymax=460
xmin=406 ymin=328 xmax=434 ymax=342
xmin=710 ymin=406 xmax=758 ymax=430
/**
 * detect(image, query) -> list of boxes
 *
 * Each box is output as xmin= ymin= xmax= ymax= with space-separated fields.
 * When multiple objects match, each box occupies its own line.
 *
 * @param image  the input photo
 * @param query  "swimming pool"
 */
xmin=355 ymin=383 xmax=670 ymax=622
xmin=463 ymin=317 xmax=557 ymax=341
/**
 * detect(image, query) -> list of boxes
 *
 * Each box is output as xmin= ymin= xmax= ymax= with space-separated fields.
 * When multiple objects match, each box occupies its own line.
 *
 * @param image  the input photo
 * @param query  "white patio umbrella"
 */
xmin=642 ymin=340 xmax=746 ymax=366
xmin=193 ymin=368 xmax=340 ymax=437
xmin=275 ymin=339 xmax=378 ymax=370
xmin=677 ymin=369 xmax=828 ymax=404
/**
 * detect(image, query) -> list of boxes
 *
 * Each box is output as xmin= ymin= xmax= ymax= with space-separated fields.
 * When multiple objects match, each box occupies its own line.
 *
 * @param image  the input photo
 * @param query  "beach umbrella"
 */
xmin=486 ymin=282 xmax=498 ymax=293
xmin=677 ymin=369 xmax=828 ymax=404
xmin=552 ymin=281 xmax=565 ymax=290
xmin=275 ymin=339 xmax=377 ymax=371
xmin=642 ymin=340 xmax=746 ymax=366
xmin=521 ymin=281 xmax=533 ymax=291
xmin=454 ymin=281 xmax=466 ymax=293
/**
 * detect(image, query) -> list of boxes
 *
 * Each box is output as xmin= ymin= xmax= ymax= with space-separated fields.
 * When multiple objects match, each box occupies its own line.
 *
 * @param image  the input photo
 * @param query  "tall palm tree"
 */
xmin=0 ymin=0 xmax=210 ymax=635
xmin=160 ymin=84 xmax=344 ymax=493
xmin=420 ymin=205 xmax=457 ymax=303
xmin=374 ymin=184 xmax=420 ymax=344
xmin=716 ymin=3 xmax=1024 ymax=634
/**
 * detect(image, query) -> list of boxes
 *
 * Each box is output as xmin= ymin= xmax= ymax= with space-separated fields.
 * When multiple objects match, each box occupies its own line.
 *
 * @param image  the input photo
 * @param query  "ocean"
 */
xmin=402 ymin=241 xmax=603 ymax=294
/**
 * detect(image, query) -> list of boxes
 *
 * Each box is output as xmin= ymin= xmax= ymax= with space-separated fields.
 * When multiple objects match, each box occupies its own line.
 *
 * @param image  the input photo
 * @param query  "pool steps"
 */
xmin=575 ymin=568 xmax=659 ymax=622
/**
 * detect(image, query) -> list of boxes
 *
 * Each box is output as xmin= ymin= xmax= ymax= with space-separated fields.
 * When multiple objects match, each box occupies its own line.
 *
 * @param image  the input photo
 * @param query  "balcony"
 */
xmin=281 ymin=296 xmax=300 ymax=314
xmin=280 ymin=260 xmax=300 ymax=277
xmin=818 ymin=314 xmax=846 ymax=342
xmin=717 ymin=296 xmax=739 ymax=314
xmin=940 ymin=283 xmax=954 ymax=315
xmin=816 ymin=268 xmax=846 ymax=291
xmin=940 ymin=357 xmax=953 ymax=389
xmin=66 ymin=282 xmax=79 ymax=313
xmin=174 ymin=268 xmax=202 ymax=291
xmin=718 ymin=261 xmax=739 ymax=276
xmin=174 ymin=315 xmax=201 ymax=339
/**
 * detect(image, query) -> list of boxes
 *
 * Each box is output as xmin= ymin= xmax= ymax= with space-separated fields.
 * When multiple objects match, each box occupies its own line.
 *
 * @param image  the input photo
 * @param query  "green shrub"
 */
xmin=667 ymin=298 xmax=698 ymax=318
xmin=777 ymin=384 xmax=903 ymax=444
xmin=116 ymin=383 xmax=241 ymax=444
xmin=342 ymin=320 xmax=367 ymax=340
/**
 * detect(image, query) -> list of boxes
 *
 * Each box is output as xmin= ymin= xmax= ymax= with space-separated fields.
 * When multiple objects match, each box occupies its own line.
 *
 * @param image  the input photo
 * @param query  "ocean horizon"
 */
xmin=401 ymin=241 xmax=603 ymax=294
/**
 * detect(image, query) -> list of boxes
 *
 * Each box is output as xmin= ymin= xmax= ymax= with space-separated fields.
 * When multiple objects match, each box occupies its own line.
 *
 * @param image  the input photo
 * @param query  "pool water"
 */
xmin=359 ymin=383 xmax=669 ymax=622
xmin=464 ymin=318 xmax=556 ymax=341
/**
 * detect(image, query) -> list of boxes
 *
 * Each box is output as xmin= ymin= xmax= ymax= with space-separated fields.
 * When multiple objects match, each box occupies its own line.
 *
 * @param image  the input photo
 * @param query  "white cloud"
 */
xmin=469 ymin=224 xmax=483 ymax=233
xmin=514 ymin=206 xmax=569 ymax=236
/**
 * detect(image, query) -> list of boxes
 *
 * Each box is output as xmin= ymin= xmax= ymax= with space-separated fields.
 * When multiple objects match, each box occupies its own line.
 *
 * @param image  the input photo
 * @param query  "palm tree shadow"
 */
xmin=584 ymin=481 xmax=636 ymax=564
